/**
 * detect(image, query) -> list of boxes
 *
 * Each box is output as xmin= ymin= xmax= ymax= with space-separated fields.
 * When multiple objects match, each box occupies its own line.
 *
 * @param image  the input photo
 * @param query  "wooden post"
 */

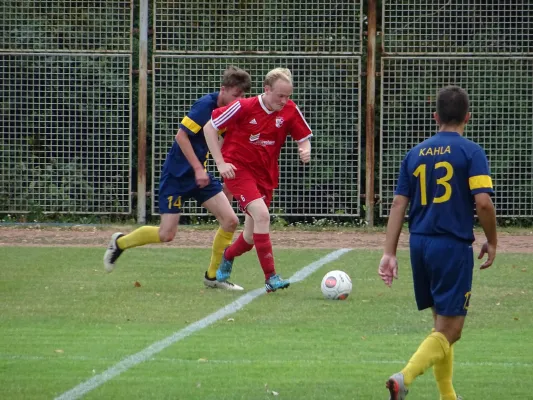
xmin=365 ymin=0 xmax=377 ymax=226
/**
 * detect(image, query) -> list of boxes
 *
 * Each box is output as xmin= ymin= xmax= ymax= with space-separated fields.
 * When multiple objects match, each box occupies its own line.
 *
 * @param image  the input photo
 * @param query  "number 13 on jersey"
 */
xmin=413 ymin=161 xmax=454 ymax=205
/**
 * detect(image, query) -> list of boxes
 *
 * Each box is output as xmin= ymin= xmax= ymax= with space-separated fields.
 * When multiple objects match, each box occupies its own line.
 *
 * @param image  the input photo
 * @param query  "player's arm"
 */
xmin=379 ymin=156 xmax=410 ymax=287
xmin=178 ymin=105 xmax=212 ymax=187
xmin=175 ymin=128 xmax=209 ymax=187
xmin=204 ymin=121 xmax=224 ymax=165
xmin=475 ymin=193 xmax=497 ymax=268
xmin=204 ymin=120 xmax=237 ymax=180
xmin=217 ymin=134 xmax=229 ymax=188
xmin=384 ymin=195 xmax=409 ymax=256
xmin=205 ymin=100 xmax=242 ymax=179
xmin=297 ymin=138 xmax=311 ymax=163
xmin=385 ymin=156 xmax=410 ymax=256
xmin=379 ymin=194 xmax=409 ymax=288
xmin=469 ymin=149 xmax=497 ymax=269
xmin=289 ymin=106 xmax=313 ymax=163
xmin=175 ymin=128 xmax=203 ymax=172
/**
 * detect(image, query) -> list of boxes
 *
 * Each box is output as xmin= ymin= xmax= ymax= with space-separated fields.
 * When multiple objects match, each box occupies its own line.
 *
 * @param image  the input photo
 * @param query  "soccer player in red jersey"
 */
xmin=103 ymin=66 xmax=251 ymax=291
xmin=203 ymin=67 xmax=313 ymax=292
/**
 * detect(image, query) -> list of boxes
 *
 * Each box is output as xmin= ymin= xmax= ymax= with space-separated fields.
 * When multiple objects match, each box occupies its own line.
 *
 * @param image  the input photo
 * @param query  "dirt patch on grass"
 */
xmin=0 ymin=225 xmax=531 ymax=253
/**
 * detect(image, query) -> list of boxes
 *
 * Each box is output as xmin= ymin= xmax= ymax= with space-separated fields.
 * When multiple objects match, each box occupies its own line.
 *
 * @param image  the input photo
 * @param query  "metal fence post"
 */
xmin=137 ymin=0 xmax=148 ymax=224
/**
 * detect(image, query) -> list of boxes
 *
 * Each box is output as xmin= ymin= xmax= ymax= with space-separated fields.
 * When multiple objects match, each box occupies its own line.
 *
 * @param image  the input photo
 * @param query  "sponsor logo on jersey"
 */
xmin=249 ymin=133 xmax=275 ymax=146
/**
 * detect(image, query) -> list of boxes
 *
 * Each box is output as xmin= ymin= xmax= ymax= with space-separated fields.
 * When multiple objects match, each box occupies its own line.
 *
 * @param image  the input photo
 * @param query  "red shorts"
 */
xmin=224 ymin=168 xmax=273 ymax=211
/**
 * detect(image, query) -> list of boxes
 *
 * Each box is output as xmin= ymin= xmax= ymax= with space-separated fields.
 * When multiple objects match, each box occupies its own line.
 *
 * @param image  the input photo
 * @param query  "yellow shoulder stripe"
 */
xmin=469 ymin=175 xmax=493 ymax=190
xmin=181 ymin=116 xmax=202 ymax=134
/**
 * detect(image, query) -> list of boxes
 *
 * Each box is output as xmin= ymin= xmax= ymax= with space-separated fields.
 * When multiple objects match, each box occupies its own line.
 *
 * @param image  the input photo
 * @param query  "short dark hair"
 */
xmin=436 ymin=86 xmax=469 ymax=125
xmin=221 ymin=66 xmax=251 ymax=92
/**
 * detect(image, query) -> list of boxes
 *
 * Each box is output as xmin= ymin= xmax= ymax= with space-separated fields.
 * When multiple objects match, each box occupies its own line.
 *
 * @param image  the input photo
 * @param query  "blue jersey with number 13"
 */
xmin=395 ymin=131 xmax=494 ymax=242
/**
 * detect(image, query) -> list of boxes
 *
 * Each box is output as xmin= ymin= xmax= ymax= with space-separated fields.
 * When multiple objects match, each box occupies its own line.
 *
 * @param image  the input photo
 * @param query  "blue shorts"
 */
xmin=158 ymin=172 xmax=223 ymax=214
xmin=409 ymin=234 xmax=474 ymax=317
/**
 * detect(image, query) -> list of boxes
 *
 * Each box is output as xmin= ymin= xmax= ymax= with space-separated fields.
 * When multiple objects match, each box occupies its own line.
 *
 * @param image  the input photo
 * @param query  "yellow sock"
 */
xmin=434 ymin=344 xmax=456 ymax=400
xmin=207 ymin=228 xmax=234 ymax=278
xmin=401 ymin=332 xmax=450 ymax=386
xmin=116 ymin=226 xmax=161 ymax=250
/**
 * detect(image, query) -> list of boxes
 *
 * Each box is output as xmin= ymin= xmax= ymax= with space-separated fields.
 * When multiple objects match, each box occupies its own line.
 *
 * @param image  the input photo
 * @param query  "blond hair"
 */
xmin=264 ymin=68 xmax=292 ymax=87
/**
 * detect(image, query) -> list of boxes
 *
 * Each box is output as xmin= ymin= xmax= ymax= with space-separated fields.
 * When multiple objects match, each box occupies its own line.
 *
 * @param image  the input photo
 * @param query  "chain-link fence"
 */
xmin=154 ymin=0 xmax=362 ymax=54
xmin=151 ymin=0 xmax=363 ymax=217
xmin=3 ymin=1 xmax=533 ymax=220
xmin=0 ymin=0 xmax=133 ymax=52
xmin=152 ymin=55 xmax=361 ymax=216
xmin=380 ymin=57 xmax=533 ymax=217
xmin=383 ymin=1 xmax=533 ymax=55
xmin=380 ymin=1 xmax=533 ymax=218
xmin=0 ymin=1 xmax=133 ymax=214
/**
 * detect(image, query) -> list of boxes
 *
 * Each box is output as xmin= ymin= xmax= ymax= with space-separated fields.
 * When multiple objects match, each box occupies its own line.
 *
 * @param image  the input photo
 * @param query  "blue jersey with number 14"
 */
xmin=395 ymin=131 xmax=494 ymax=242
xmin=162 ymin=92 xmax=219 ymax=178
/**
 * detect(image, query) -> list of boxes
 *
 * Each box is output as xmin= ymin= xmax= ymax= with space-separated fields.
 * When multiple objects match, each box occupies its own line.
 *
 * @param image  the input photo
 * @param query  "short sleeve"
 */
xmin=289 ymin=106 xmax=313 ymax=142
xmin=394 ymin=156 xmax=410 ymax=197
xmin=211 ymin=100 xmax=242 ymax=131
xmin=468 ymin=149 xmax=494 ymax=196
xmin=179 ymin=101 xmax=212 ymax=136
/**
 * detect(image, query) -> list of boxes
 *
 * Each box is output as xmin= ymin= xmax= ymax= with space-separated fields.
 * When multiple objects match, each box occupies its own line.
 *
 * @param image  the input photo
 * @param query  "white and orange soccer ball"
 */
xmin=320 ymin=270 xmax=352 ymax=300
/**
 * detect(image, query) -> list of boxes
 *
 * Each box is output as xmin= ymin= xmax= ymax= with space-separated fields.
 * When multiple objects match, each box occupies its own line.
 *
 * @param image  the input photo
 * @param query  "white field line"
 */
xmin=4 ymin=354 xmax=531 ymax=369
xmin=54 ymin=249 xmax=352 ymax=400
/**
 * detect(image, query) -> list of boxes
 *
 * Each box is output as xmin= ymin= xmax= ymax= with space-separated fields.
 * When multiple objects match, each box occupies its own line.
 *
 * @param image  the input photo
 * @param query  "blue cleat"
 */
xmin=216 ymin=249 xmax=234 ymax=282
xmin=265 ymin=273 xmax=290 ymax=293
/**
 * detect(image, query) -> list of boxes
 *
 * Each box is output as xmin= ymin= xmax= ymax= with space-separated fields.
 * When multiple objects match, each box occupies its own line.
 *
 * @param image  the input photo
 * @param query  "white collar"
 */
xmin=258 ymin=94 xmax=274 ymax=114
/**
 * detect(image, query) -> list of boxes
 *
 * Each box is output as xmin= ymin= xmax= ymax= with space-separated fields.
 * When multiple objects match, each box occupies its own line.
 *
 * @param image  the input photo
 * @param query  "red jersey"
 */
xmin=211 ymin=95 xmax=312 ymax=189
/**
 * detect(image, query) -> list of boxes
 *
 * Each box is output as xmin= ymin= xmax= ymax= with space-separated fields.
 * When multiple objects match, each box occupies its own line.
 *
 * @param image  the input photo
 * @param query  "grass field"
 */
xmin=1 ymin=244 xmax=531 ymax=399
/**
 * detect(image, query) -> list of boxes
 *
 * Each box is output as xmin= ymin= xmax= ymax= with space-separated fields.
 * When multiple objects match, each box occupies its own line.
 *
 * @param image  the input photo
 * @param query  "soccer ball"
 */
xmin=321 ymin=270 xmax=352 ymax=300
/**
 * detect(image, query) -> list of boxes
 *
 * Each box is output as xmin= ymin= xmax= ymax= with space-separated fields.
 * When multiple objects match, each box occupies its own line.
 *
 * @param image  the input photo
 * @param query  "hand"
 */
xmin=298 ymin=147 xmax=311 ymax=163
xmin=217 ymin=162 xmax=237 ymax=180
xmin=478 ymin=241 xmax=496 ymax=269
xmin=194 ymin=168 xmax=210 ymax=188
xmin=378 ymin=254 xmax=398 ymax=287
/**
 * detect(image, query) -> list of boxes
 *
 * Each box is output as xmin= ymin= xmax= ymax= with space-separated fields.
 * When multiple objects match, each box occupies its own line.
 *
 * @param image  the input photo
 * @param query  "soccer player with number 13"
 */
xmin=379 ymin=86 xmax=497 ymax=400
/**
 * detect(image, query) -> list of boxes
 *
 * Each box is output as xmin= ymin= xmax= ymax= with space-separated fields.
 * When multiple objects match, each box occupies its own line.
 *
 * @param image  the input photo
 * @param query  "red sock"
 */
xmin=253 ymin=233 xmax=276 ymax=279
xmin=225 ymin=233 xmax=254 ymax=260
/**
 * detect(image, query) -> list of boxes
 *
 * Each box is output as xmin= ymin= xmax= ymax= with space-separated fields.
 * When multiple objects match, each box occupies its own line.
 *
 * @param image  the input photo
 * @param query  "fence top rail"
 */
xmin=0 ymin=52 xmax=132 ymax=57
xmin=152 ymin=54 xmax=363 ymax=59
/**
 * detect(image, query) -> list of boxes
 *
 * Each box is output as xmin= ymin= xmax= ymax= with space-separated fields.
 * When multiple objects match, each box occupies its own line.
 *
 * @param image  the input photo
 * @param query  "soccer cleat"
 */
xmin=265 ymin=274 xmax=290 ymax=293
xmin=386 ymin=372 xmax=408 ymax=400
xmin=203 ymin=272 xmax=244 ymax=291
xmin=456 ymin=396 xmax=463 ymax=400
xmin=216 ymin=248 xmax=234 ymax=282
xmin=103 ymin=232 xmax=125 ymax=272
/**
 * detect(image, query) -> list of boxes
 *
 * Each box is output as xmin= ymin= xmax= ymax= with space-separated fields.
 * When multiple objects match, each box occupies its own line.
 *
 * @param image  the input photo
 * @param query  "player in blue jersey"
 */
xmin=378 ymin=86 xmax=497 ymax=400
xmin=103 ymin=66 xmax=252 ymax=290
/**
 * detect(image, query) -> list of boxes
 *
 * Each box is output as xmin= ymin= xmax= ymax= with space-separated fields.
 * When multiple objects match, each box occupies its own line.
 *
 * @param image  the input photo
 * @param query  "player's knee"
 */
xmin=243 ymin=232 xmax=254 ymax=244
xmin=450 ymin=330 xmax=462 ymax=344
xmin=158 ymin=230 xmax=176 ymax=242
xmin=252 ymin=210 xmax=270 ymax=226
xmin=438 ymin=327 xmax=462 ymax=345
xmin=222 ymin=215 xmax=239 ymax=232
